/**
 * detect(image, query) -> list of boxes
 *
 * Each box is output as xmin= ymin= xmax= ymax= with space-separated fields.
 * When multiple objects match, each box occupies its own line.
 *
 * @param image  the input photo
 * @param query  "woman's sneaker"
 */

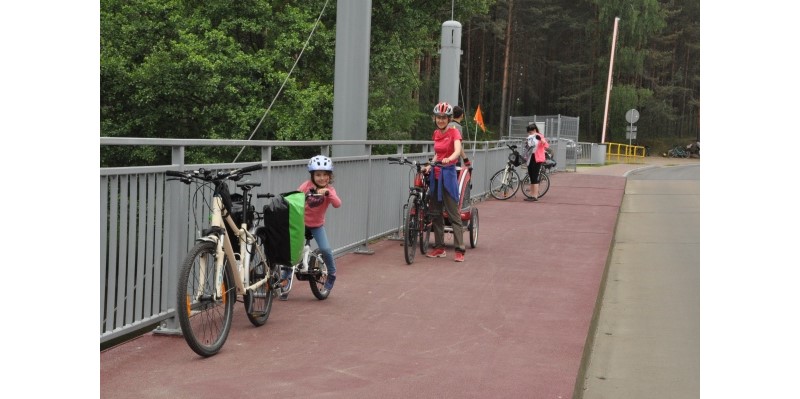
xmin=426 ymin=247 xmax=446 ymax=258
xmin=454 ymin=252 xmax=465 ymax=262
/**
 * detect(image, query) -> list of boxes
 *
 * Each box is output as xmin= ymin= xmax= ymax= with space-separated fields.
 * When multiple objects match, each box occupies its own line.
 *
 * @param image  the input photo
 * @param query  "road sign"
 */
xmin=626 ymin=131 xmax=637 ymax=140
xmin=625 ymin=109 xmax=640 ymax=124
xmin=626 ymin=126 xmax=637 ymax=132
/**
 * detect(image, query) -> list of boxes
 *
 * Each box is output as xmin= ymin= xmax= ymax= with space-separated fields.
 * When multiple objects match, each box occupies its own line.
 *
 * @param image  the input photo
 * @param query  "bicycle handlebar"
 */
xmin=388 ymin=157 xmax=448 ymax=168
xmin=235 ymin=164 xmax=263 ymax=175
xmin=166 ymin=164 xmax=263 ymax=185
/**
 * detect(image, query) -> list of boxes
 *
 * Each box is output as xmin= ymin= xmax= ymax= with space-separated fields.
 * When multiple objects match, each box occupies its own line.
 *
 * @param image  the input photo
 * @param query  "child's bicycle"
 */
xmin=277 ymin=215 xmax=332 ymax=301
xmin=388 ymin=156 xmax=432 ymax=264
xmin=166 ymin=164 xmax=281 ymax=357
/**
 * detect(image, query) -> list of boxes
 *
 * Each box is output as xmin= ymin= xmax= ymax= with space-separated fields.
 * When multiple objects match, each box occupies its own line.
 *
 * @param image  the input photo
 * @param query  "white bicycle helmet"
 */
xmin=308 ymin=155 xmax=333 ymax=172
xmin=433 ymin=102 xmax=453 ymax=117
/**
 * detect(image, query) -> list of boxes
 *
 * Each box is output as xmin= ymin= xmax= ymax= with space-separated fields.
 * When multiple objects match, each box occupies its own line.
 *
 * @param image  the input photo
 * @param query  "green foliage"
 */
xmin=101 ymin=0 xmax=699 ymax=166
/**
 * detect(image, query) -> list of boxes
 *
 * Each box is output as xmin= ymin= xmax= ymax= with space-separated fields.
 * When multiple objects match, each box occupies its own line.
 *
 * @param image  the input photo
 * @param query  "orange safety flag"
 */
xmin=473 ymin=105 xmax=486 ymax=132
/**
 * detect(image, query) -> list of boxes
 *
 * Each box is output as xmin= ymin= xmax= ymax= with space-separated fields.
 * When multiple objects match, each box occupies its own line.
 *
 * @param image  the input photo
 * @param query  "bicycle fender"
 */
xmin=196 ymin=226 xmax=226 ymax=243
xmin=197 ymin=235 xmax=219 ymax=244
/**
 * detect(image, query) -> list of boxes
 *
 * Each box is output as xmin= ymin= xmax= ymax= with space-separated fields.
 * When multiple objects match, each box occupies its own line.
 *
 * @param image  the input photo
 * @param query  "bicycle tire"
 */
xmin=489 ymin=168 xmax=520 ymax=200
xmin=468 ymin=207 xmax=479 ymax=248
xmin=308 ymin=249 xmax=331 ymax=300
xmin=244 ymin=233 xmax=274 ymax=327
xmin=176 ymin=241 xmax=235 ymax=357
xmin=522 ymin=172 xmax=550 ymax=199
xmin=403 ymin=197 xmax=418 ymax=264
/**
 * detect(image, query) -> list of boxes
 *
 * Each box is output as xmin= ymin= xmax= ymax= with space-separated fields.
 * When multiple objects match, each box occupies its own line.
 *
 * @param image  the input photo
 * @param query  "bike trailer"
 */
xmin=262 ymin=191 xmax=305 ymax=266
xmin=443 ymin=166 xmax=473 ymax=222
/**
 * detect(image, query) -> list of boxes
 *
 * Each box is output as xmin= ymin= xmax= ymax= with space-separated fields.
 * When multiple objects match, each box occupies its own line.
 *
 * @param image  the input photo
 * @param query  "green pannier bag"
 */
xmin=262 ymin=191 xmax=305 ymax=265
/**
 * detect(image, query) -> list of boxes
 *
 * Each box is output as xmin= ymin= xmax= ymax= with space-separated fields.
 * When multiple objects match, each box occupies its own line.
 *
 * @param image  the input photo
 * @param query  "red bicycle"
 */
xmin=389 ymin=157 xmax=432 ymax=264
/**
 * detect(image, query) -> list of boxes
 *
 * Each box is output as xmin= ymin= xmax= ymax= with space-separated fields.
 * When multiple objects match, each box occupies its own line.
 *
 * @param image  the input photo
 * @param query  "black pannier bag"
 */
xmin=261 ymin=191 xmax=305 ymax=266
xmin=229 ymin=193 xmax=255 ymax=226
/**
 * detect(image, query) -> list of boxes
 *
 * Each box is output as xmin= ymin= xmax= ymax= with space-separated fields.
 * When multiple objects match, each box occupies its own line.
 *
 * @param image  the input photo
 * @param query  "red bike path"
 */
xmin=101 ymin=168 xmax=638 ymax=399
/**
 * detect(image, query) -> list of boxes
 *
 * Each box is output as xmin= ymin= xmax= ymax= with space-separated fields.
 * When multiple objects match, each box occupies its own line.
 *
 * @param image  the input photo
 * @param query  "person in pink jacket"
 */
xmin=281 ymin=155 xmax=342 ymax=300
xmin=524 ymin=123 xmax=549 ymax=201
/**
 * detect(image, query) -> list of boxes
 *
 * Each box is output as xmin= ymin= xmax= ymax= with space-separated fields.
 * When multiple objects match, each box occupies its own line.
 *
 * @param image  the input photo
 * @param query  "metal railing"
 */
xmin=100 ymin=138 xmax=514 ymax=343
xmin=604 ymin=142 xmax=647 ymax=163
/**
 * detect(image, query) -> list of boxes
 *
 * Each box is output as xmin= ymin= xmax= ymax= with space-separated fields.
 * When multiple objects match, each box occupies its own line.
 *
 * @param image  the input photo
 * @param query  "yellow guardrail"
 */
xmin=605 ymin=142 xmax=646 ymax=163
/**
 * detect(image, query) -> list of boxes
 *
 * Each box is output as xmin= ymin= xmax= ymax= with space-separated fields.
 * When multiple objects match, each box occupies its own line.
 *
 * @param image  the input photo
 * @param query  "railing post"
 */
xmin=387 ymin=145 xmax=405 ymax=241
xmin=353 ymin=145 xmax=375 ymax=255
xmin=262 ymin=146 xmax=272 ymax=189
xmin=154 ymin=145 xmax=186 ymax=335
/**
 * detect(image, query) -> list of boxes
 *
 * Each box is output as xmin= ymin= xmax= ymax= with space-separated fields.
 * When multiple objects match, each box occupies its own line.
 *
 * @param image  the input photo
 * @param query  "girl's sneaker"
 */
xmin=324 ymin=275 xmax=337 ymax=290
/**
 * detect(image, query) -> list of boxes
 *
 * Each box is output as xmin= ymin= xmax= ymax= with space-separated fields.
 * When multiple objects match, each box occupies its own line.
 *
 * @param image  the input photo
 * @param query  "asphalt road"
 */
xmin=578 ymin=163 xmax=700 ymax=399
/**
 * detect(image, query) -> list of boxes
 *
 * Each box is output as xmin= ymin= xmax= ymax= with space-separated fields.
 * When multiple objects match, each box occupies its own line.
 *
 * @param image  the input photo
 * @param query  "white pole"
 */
xmin=601 ymin=17 xmax=620 ymax=144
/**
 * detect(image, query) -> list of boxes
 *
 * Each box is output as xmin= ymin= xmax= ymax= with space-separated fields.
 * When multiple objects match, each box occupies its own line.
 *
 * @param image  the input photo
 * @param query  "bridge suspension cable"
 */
xmin=233 ymin=0 xmax=331 ymax=163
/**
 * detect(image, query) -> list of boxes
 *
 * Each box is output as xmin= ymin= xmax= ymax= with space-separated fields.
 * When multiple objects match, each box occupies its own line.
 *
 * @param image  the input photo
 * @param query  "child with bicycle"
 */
xmin=448 ymin=105 xmax=473 ymax=170
xmin=423 ymin=102 xmax=466 ymax=262
xmin=523 ymin=123 xmax=549 ymax=201
xmin=281 ymin=155 xmax=342 ymax=300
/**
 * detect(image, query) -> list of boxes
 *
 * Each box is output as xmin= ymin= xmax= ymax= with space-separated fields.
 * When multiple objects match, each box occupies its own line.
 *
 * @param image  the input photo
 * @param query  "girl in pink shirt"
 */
xmin=282 ymin=155 xmax=342 ymax=299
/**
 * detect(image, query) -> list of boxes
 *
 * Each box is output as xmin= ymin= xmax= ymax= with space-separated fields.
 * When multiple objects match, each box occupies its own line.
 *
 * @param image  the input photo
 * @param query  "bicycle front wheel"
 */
xmin=521 ymin=172 xmax=550 ymax=199
xmin=177 ymin=241 xmax=235 ymax=357
xmin=403 ymin=197 xmax=419 ymax=265
xmin=308 ymin=250 xmax=331 ymax=300
xmin=244 ymin=232 xmax=274 ymax=327
xmin=419 ymin=203 xmax=431 ymax=255
xmin=489 ymin=168 xmax=520 ymax=200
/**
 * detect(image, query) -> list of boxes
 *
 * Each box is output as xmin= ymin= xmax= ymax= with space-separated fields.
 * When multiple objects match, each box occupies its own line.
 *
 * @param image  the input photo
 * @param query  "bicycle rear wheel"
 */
xmin=403 ymin=197 xmax=419 ymax=264
xmin=489 ymin=168 xmax=520 ymax=200
xmin=538 ymin=173 xmax=550 ymax=198
xmin=244 ymin=232 xmax=274 ymax=327
xmin=308 ymin=250 xmax=330 ymax=300
xmin=522 ymin=172 xmax=550 ymax=198
xmin=468 ymin=207 xmax=479 ymax=248
xmin=177 ymin=241 xmax=235 ymax=357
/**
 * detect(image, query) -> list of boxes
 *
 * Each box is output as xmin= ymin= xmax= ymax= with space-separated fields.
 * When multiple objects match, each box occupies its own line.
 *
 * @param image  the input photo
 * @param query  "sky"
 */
xmin=3 ymin=1 xmax=799 ymax=397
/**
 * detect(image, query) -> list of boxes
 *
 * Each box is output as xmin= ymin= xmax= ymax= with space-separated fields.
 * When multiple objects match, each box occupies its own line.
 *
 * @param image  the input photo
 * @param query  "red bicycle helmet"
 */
xmin=432 ymin=102 xmax=453 ymax=117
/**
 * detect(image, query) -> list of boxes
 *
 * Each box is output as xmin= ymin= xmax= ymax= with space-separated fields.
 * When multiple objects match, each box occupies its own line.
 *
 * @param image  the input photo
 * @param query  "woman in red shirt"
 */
xmin=424 ymin=102 xmax=465 ymax=262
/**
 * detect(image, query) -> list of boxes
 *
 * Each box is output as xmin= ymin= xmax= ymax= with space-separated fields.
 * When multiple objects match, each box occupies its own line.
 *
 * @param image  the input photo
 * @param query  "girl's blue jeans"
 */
xmin=308 ymin=225 xmax=336 ymax=276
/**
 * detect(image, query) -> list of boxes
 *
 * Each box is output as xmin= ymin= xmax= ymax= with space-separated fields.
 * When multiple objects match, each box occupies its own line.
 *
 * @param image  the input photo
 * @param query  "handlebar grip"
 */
xmin=256 ymin=193 xmax=275 ymax=199
xmin=165 ymin=171 xmax=185 ymax=177
xmin=387 ymin=157 xmax=401 ymax=162
xmin=236 ymin=164 xmax=263 ymax=174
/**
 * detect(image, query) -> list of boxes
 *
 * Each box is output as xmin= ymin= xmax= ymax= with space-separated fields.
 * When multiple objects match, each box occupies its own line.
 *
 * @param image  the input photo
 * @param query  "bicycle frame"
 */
xmin=279 ymin=237 xmax=318 ymax=294
xmin=201 ymin=193 xmax=267 ymax=298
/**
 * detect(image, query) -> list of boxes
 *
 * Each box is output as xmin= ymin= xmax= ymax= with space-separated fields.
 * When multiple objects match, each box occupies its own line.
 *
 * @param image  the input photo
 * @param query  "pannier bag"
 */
xmin=508 ymin=152 xmax=522 ymax=167
xmin=229 ymin=193 xmax=255 ymax=226
xmin=262 ymin=191 xmax=305 ymax=265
